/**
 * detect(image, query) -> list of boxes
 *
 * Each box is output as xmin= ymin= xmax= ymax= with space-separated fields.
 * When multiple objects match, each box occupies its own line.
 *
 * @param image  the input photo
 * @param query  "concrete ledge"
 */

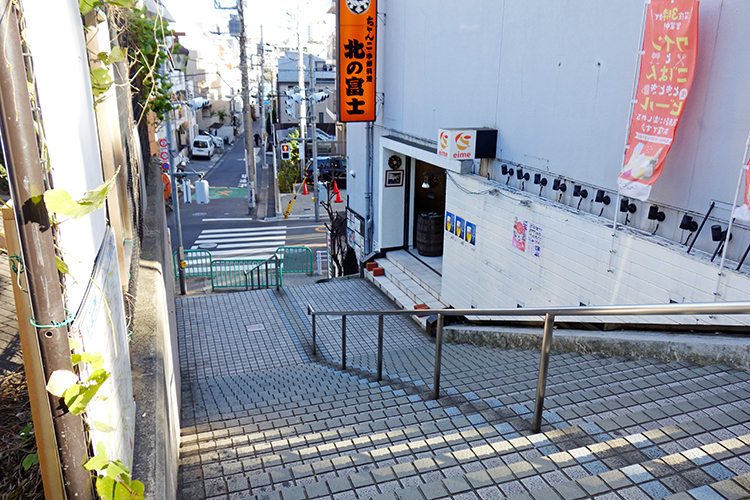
xmin=130 ymin=166 xmax=181 ymax=500
xmin=445 ymin=325 xmax=750 ymax=370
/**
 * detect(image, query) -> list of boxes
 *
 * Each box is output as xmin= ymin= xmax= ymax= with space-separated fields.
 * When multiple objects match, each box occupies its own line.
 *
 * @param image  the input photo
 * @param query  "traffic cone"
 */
xmin=302 ymin=181 xmax=309 ymax=195
xmin=333 ymin=180 xmax=340 ymax=194
xmin=334 ymin=189 xmax=343 ymax=203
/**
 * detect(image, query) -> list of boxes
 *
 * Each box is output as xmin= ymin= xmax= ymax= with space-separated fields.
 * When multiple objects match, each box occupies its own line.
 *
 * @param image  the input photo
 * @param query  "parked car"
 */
xmin=305 ymin=157 xmax=347 ymax=186
xmin=209 ymin=135 xmax=224 ymax=150
xmin=191 ymin=135 xmax=215 ymax=159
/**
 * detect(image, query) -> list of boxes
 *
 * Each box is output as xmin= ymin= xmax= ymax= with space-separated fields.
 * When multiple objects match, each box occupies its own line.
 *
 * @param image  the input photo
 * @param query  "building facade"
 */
xmin=344 ymin=0 xmax=750 ymax=326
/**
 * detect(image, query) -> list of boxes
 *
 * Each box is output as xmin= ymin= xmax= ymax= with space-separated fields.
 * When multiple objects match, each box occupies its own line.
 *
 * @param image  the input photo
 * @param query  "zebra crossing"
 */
xmin=190 ymin=225 xmax=287 ymax=260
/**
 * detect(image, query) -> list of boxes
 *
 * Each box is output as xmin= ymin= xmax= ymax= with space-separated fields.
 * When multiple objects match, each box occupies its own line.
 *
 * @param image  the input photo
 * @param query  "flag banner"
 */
xmin=618 ymin=0 xmax=699 ymax=201
xmin=337 ymin=0 xmax=377 ymax=122
xmin=732 ymin=152 xmax=750 ymax=221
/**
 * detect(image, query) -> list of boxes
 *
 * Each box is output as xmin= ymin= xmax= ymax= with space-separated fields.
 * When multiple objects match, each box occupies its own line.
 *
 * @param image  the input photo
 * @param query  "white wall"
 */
xmin=378 ymin=0 xmax=750 ymax=213
xmin=23 ymin=0 xmax=108 ymax=311
xmin=442 ymin=174 xmax=750 ymax=326
xmin=377 ymin=151 xmax=407 ymax=248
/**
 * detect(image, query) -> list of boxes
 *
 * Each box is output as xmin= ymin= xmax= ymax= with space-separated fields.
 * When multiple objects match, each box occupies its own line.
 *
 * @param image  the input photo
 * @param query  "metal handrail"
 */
xmin=248 ymin=254 xmax=282 ymax=290
xmin=307 ymin=301 xmax=750 ymax=433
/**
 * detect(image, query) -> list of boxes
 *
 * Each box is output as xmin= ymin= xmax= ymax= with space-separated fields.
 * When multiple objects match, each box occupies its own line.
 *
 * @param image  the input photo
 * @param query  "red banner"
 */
xmin=618 ymin=0 xmax=699 ymax=201
xmin=337 ymin=0 xmax=377 ymax=122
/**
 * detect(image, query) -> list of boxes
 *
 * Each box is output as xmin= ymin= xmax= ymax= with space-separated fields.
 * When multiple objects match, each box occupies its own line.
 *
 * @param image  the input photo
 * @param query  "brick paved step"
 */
xmin=256 ymin=408 xmax=750 ymax=500
xmin=664 ymin=471 xmax=750 ymax=500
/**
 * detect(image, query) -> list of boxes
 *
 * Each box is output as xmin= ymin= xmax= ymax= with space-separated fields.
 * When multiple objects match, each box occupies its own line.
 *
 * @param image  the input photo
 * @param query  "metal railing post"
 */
xmin=275 ymin=255 xmax=281 ymax=290
xmin=265 ymin=262 xmax=269 ymax=288
xmin=432 ymin=313 xmax=444 ymax=400
xmin=244 ymin=270 xmax=249 ymax=290
xmin=341 ymin=314 xmax=347 ymax=370
xmin=377 ymin=315 xmax=384 ymax=381
xmin=532 ymin=313 xmax=555 ymax=433
xmin=308 ymin=304 xmax=317 ymax=356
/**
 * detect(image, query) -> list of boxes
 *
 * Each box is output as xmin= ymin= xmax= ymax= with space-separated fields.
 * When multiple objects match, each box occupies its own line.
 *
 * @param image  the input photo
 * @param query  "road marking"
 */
xmin=202 ymin=218 xmax=254 ymax=222
xmin=200 ymin=226 xmax=288 ymax=234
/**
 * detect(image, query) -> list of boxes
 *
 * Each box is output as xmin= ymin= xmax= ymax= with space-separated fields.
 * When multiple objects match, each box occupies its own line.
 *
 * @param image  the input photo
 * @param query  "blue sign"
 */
xmin=161 ymin=162 xmax=170 ymax=171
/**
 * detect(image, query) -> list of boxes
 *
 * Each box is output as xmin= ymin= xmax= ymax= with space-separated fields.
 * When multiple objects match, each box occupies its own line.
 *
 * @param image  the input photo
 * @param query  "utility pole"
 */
xmin=166 ymin=109 xmax=187 ymax=294
xmin=311 ymin=56 xmax=319 ymax=222
xmin=238 ymin=0 xmax=256 ymax=212
xmin=297 ymin=16 xmax=307 ymax=179
xmin=259 ymin=25 xmax=267 ymax=173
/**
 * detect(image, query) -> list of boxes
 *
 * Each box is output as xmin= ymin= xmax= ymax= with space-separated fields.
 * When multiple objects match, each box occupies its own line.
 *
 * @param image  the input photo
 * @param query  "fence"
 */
xmin=275 ymin=246 xmax=313 ymax=275
xmin=210 ymin=256 xmax=281 ymax=291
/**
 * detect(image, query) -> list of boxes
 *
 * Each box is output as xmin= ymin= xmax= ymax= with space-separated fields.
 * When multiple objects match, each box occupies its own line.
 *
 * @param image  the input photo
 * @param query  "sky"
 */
xmin=162 ymin=0 xmax=334 ymax=50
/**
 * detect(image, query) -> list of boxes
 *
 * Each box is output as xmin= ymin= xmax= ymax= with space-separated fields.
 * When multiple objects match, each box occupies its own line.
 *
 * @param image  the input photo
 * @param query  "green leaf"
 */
xmin=96 ymin=475 xmax=116 ymax=499
xmin=56 ymin=256 xmax=70 ymax=275
xmin=91 ymin=420 xmax=116 ymax=432
xmin=63 ymin=368 xmax=109 ymax=414
xmin=90 ymin=67 xmax=113 ymax=96
xmin=44 ymin=170 xmax=118 ymax=218
xmin=108 ymin=0 xmax=134 ymax=7
xmin=71 ymin=352 xmax=104 ymax=369
xmin=107 ymin=46 xmax=126 ymax=64
xmin=83 ymin=444 xmax=109 ymax=472
xmin=129 ymin=480 xmax=145 ymax=498
xmin=106 ymin=459 xmax=130 ymax=481
xmin=79 ymin=0 xmax=99 ymax=15
xmin=22 ymin=452 xmax=39 ymax=471
xmin=69 ymin=338 xmax=83 ymax=350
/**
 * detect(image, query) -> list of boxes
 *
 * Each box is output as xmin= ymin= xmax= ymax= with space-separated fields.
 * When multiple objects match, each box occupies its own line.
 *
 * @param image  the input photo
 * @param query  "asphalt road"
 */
xmin=167 ymin=134 xmax=327 ymax=263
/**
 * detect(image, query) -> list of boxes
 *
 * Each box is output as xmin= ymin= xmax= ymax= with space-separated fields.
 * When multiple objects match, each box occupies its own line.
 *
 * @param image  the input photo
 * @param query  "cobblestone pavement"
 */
xmin=177 ymin=279 xmax=750 ymax=499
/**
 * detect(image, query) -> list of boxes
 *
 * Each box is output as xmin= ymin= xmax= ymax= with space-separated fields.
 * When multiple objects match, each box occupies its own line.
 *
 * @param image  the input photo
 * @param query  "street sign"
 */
xmin=160 ymin=151 xmax=169 ymax=161
xmin=162 ymin=162 xmax=170 ymax=171
xmin=158 ymin=138 xmax=168 ymax=148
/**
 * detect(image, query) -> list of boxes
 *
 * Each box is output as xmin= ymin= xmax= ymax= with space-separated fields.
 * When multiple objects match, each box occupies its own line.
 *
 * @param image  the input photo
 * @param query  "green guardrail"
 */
xmin=211 ymin=258 xmax=282 ymax=291
xmin=173 ymin=249 xmax=212 ymax=280
xmin=275 ymin=246 xmax=313 ymax=275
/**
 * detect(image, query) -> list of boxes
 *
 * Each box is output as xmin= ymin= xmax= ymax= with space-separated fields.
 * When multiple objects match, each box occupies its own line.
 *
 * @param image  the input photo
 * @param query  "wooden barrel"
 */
xmin=416 ymin=212 xmax=444 ymax=256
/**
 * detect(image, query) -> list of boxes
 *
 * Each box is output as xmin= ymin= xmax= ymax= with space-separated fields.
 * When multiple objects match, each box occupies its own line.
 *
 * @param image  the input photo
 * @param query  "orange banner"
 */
xmin=618 ymin=0 xmax=699 ymax=201
xmin=337 ymin=0 xmax=377 ymax=122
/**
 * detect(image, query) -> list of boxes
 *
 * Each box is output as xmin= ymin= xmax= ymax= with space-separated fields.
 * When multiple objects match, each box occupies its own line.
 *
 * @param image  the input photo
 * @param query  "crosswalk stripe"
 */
xmin=194 ymin=236 xmax=285 ymax=245
xmin=200 ymin=226 xmax=287 ymax=234
xmin=190 ymin=226 xmax=287 ymax=260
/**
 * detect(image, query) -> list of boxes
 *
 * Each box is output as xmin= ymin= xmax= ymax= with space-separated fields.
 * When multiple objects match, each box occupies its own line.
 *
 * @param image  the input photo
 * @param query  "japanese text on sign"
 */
xmin=618 ymin=0 xmax=699 ymax=201
xmin=338 ymin=0 xmax=377 ymax=122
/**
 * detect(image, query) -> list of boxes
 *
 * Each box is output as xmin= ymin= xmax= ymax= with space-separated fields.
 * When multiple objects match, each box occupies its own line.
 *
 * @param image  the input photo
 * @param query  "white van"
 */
xmin=191 ymin=135 xmax=215 ymax=159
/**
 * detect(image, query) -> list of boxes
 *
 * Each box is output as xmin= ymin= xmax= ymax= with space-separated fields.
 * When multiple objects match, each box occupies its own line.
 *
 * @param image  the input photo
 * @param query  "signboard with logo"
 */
xmin=618 ymin=0 xmax=699 ymax=201
xmin=337 ymin=0 xmax=377 ymax=122
xmin=437 ymin=128 xmax=498 ymax=160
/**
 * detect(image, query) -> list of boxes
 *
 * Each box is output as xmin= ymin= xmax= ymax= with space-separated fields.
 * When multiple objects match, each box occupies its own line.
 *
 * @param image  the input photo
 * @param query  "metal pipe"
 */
xmin=244 ymin=270 xmax=248 ymax=290
xmin=312 ymin=313 xmax=317 ymax=356
xmin=341 ymin=314 xmax=347 ymax=370
xmin=2 ymin=209 xmax=64 ymax=499
xmin=532 ymin=313 xmax=555 ymax=433
xmin=687 ymin=202 xmax=715 ymax=254
xmin=0 ymin=2 xmax=93 ymax=497
xmin=309 ymin=300 xmax=750 ymax=319
xmin=432 ymin=313 xmax=444 ymax=400
xmin=377 ymin=315 xmax=384 ymax=381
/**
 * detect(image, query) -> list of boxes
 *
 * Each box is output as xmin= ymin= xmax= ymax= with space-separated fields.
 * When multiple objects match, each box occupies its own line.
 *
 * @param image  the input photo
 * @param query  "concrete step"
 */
xmin=260 ymin=407 xmax=750 ymax=499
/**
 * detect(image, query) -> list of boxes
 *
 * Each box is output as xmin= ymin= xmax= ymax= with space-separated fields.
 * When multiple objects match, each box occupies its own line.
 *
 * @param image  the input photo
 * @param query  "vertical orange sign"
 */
xmin=618 ymin=0 xmax=699 ymax=201
xmin=337 ymin=0 xmax=377 ymax=122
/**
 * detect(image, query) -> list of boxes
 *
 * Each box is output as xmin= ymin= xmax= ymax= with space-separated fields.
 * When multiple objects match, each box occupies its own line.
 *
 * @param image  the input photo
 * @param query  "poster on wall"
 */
xmin=465 ymin=221 xmax=476 ymax=245
xmin=70 ymin=227 xmax=135 ymax=468
xmin=455 ymin=216 xmax=465 ymax=239
xmin=512 ymin=217 xmax=527 ymax=252
xmin=337 ymin=0 xmax=377 ymax=122
xmin=445 ymin=212 xmax=454 ymax=233
xmin=528 ymin=223 xmax=542 ymax=258
xmin=617 ymin=0 xmax=699 ymax=201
